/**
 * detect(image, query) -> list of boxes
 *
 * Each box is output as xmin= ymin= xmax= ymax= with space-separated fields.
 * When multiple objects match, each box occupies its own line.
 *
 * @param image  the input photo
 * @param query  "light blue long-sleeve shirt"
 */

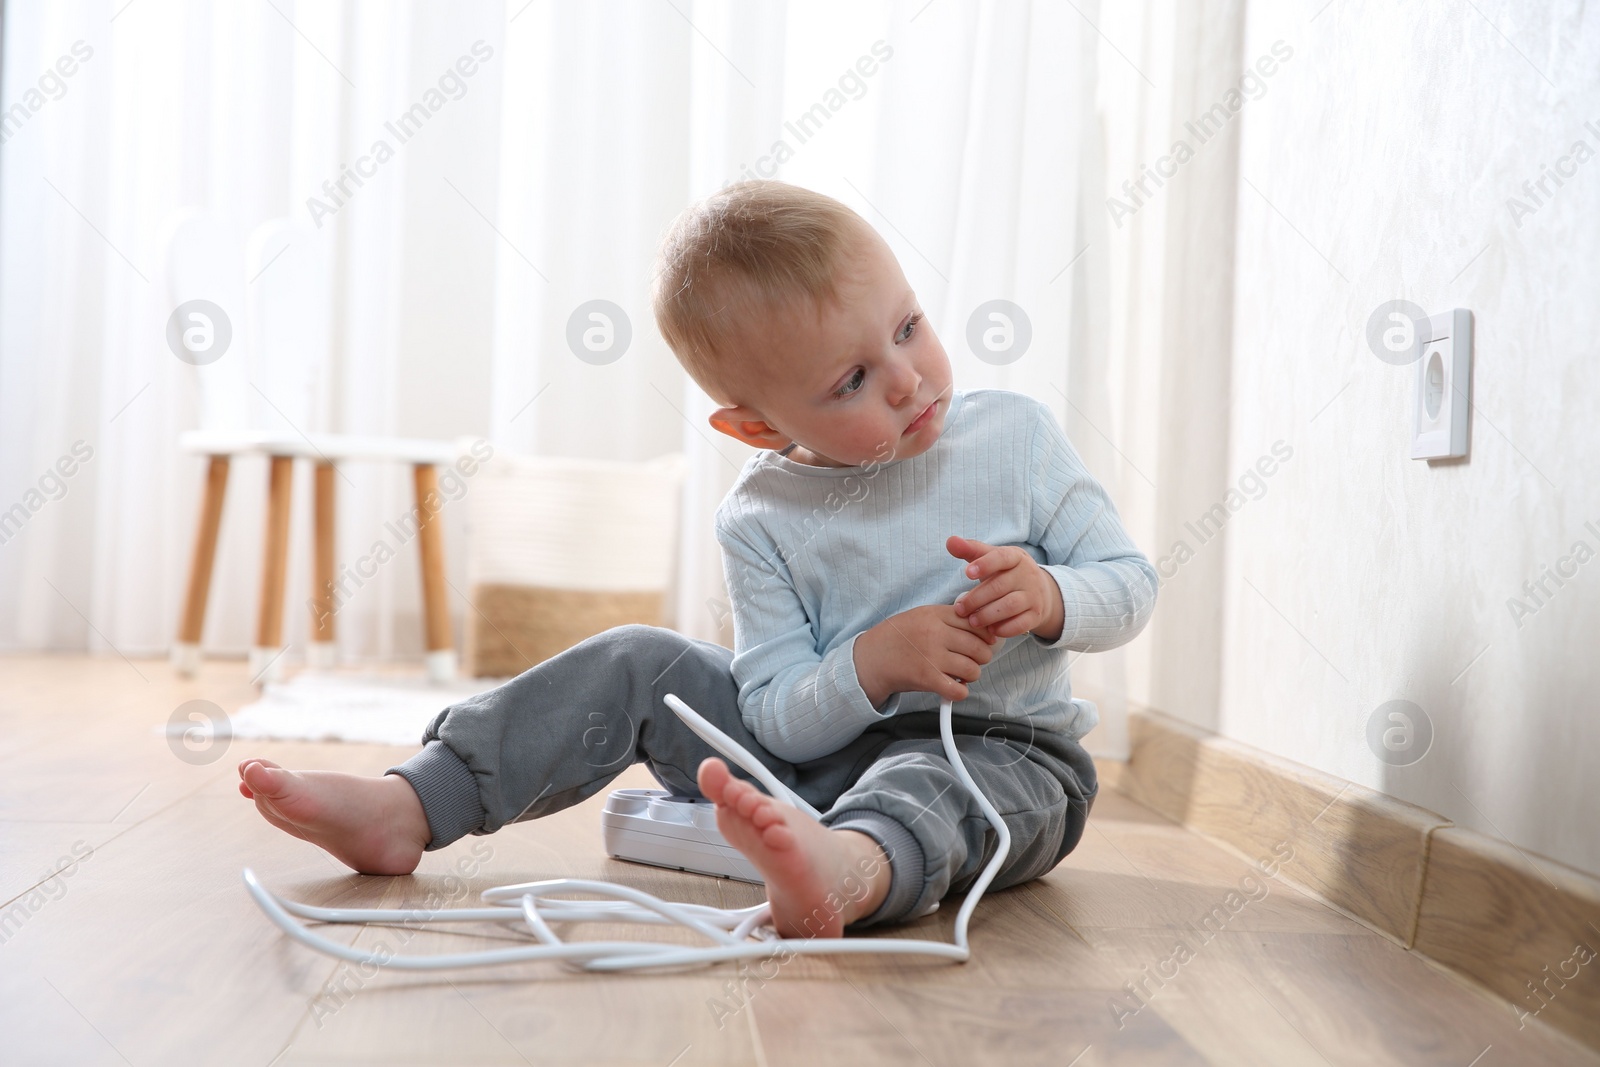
xmin=714 ymin=387 xmax=1158 ymax=764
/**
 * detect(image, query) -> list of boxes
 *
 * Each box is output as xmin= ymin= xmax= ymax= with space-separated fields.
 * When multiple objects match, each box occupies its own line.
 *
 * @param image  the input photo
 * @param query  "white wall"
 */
xmin=1209 ymin=1 xmax=1600 ymax=875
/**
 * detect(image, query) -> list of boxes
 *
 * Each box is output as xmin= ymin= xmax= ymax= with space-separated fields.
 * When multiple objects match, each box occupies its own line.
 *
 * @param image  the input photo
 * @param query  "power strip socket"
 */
xmin=601 ymin=788 xmax=762 ymax=884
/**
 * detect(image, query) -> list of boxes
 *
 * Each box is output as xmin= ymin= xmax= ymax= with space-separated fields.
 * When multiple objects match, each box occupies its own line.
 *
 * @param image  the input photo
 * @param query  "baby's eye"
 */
xmin=898 ymin=312 xmax=923 ymax=343
xmin=834 ymin=368 xmax=865 ymax=397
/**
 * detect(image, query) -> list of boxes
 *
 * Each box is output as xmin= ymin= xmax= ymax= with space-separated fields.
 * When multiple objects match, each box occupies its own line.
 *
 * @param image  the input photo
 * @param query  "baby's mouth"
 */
xmin=903 ymin=400 xmax=937 ymax=435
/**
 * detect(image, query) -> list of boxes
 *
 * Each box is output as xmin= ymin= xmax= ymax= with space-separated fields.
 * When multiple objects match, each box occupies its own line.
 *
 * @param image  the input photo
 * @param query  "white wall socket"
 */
xmin=1411 ymin=308 xmax=1472 ymax=460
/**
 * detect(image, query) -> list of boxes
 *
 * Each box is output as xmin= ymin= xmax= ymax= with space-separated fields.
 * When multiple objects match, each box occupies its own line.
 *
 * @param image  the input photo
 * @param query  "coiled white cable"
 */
xmin=243 ymin=695 xmax=1009 ymax=971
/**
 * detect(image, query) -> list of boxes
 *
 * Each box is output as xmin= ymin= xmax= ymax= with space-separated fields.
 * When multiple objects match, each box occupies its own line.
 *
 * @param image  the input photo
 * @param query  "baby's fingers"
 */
xmin=945 ymin=662 xmax=981 ymax=685
xmin=928 ymin=673 xmax=969 ymax=702
xmin=960 ymin=545 xmax=1025 ymax=581
xmin=949 ymin=629 xmax=996 ymax=665
xmin=985 ymin=611 xmax=1041 ymax=639
xmin=968 ymin=590 xmax=1032 ymax=631
xmin=954 ymin=569 xmax=1022 ymax=618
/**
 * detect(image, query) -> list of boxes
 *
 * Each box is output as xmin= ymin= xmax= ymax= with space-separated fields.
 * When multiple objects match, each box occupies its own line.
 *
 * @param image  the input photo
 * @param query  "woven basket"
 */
xmin=467 ymin=584 xmax=667 ymax=676
xmin=464 ymin=452 xmax=686 ymax=678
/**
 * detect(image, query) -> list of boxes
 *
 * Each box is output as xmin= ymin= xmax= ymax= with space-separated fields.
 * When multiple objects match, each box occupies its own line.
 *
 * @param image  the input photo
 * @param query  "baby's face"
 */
xmin=728 ymin=231 xmax=953 ymax=468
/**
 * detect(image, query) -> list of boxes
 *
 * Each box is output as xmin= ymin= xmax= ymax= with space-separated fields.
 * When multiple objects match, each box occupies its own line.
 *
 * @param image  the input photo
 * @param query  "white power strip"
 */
xmin=601 ymin=788 xmax=762 ymax=884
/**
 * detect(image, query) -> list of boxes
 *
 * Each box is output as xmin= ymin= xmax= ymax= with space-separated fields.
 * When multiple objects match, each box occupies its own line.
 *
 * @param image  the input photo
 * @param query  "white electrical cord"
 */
xmin=661 ymin=694 xmax=823 ymax=819
xmin=243 ymin=695 xmax=1009 ymax=971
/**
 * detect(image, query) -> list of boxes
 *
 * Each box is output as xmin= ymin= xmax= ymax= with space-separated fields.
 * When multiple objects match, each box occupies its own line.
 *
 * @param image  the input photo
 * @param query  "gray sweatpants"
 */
xmin=387 ymin=625 xmax=1096 ymax=926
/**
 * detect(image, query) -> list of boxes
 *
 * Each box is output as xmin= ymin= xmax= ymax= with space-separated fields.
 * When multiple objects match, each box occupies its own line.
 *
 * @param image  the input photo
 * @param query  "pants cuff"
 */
xmin=825 ymin=808 xmax=925 ymax=927
xmin=386 ymin=740 xmax=486 ymax=851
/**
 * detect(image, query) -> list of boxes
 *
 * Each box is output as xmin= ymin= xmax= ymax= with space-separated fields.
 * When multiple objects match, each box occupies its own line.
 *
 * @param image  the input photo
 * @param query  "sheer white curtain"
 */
xmin=0 ymin=0 xmax=1147 ymax=749
xmin=0 ymin=1 xmax=498 ymax=665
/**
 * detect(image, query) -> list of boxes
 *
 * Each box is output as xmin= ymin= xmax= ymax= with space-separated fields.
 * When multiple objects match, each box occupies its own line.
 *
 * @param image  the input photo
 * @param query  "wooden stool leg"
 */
xmin=172 ymin=455 xmax=230 ymax=677
xmin=308 ymin=461 xmax=337 ymax=669
xmin=251 ymin=455 xmax=294 ymax=685
xmin=412 ymin=463 xmax=456 ymax=682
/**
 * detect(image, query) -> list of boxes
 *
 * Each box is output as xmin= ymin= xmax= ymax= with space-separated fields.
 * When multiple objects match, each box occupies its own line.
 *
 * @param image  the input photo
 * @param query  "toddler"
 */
xmin=238 ymin=180 xmax=1157 ymax=938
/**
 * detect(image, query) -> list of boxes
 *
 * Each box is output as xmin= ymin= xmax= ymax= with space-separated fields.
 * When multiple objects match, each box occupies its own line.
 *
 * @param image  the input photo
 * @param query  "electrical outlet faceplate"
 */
xmin=1411 ymin=309 xmax=1472 ymax=460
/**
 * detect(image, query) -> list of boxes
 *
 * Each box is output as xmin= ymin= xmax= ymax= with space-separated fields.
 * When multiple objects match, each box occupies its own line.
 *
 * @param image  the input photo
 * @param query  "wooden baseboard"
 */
xmin=1115 ymin=708 xmax=1448 ymax=944
xmin=1106 ymin=705 xmax=1600 ymax=1052
xmin=1413 ymin=829 xmax=1600 ymax=1049
xmin=1089 ymin=755 xmax=1126 ymax=796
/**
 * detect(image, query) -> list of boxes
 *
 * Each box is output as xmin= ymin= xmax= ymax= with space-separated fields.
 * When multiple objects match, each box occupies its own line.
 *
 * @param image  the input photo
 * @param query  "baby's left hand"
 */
xmin=947 ymin=535 xmax=1065 ymax=642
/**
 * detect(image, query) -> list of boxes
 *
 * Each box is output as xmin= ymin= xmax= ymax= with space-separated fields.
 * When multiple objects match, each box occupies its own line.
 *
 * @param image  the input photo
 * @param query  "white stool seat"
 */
xmin=179 ymin=430 xmax=470 ymax=466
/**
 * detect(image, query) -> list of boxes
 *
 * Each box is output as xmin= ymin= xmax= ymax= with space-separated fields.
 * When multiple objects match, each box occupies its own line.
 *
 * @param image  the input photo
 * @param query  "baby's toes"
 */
xmin=696 ymin=757 xmax=731 ymax=801
xmin=749 ymin=800 xmax=784 ymax=830
xmin=758 ymin=821 xmax=797 ymax=850
xmin=735 ymin=786 xmax=769 ymax=819
xmin=241 ymin=761 xmax=279 ymax=793
xmin=721 ymin=781 xmax=761 ymax=818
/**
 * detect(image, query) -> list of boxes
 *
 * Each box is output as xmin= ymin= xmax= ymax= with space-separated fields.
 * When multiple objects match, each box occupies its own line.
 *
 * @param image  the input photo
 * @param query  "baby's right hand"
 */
xmin=854 ymin=604 xmax=999 ymax=707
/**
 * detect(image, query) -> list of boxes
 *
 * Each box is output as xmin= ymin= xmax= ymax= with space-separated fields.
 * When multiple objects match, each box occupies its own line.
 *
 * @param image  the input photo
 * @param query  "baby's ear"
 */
xmin=708 ymin=405 xmax=791 ymax=450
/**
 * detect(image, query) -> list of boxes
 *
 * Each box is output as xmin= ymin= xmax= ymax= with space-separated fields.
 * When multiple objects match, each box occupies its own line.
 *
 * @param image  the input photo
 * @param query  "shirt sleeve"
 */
xmin=1027 ymin=400 xmax=1159 ymax=652
xmin=716 ymin=517 xmax=902 ymax=763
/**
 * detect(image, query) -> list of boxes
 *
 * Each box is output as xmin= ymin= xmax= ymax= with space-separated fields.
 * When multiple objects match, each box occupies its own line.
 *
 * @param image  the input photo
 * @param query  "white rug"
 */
xmin=225 ymin=671 xmax=512 ymax=746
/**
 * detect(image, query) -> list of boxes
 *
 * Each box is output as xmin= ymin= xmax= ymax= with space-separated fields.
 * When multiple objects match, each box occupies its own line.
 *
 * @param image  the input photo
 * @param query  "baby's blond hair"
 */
xmin=650 ymin=181 xmax=873 ymax=400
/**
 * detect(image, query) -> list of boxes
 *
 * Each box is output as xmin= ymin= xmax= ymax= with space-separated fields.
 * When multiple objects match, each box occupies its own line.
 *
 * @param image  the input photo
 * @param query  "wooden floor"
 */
xmin=1 ymin=655 xmax=1593 ymax=1067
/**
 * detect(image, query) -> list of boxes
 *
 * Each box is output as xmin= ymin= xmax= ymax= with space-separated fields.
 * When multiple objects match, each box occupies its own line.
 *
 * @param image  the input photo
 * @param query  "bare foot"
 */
xmin=696 ymin=757 xmax=892 ymax=938
xmin=238 ymin=758 xmax=431 ymax=875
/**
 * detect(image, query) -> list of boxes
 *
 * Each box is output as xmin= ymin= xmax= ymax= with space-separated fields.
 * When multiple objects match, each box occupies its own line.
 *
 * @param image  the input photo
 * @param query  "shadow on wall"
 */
xmin=1373 ymin=588 xmax=1595 ymax=877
